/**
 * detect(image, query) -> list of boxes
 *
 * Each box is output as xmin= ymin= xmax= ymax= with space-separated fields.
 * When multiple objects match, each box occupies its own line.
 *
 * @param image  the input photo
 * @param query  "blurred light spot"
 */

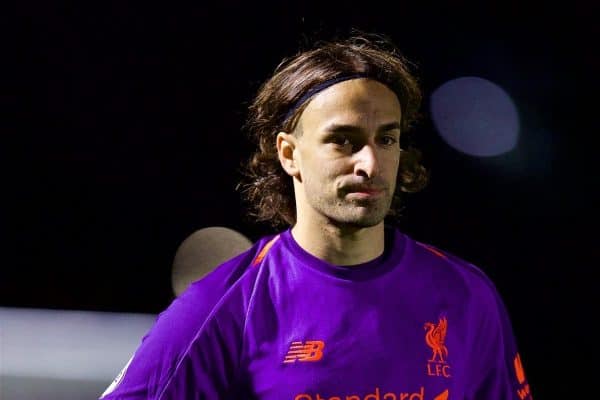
xmin=0 ymin=307 xmax=156 ymax=381
xmin=430 ymin=76 xmax=519 ymax=156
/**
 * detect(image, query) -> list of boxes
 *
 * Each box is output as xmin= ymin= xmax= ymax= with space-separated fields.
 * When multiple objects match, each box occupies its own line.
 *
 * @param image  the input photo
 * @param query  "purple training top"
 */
xmin=100 ymin=226 xmax=533 ymax=400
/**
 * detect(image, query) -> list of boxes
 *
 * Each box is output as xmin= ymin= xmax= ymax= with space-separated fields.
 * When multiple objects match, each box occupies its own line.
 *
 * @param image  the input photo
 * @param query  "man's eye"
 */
xmin=330 ymin=135 xmax=350 ymax=146
xmin=380 ymin=136 xmax=398 ymax=146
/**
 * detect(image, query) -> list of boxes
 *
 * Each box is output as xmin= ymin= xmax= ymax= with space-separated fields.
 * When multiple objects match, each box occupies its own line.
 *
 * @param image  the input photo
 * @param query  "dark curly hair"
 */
xmin=238 ymin=32 xmax=429 ymax=228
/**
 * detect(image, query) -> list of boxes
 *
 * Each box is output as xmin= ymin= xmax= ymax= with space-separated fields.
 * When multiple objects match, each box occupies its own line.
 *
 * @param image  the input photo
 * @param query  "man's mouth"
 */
xmin=343 ymin=186 xmax=386 ymax=199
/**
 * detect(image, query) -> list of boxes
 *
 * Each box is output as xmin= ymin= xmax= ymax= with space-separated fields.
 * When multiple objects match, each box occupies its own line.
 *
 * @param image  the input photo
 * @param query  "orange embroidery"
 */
xmin=424 ymin=316 xmax=449 ymax=363
xmin=514 ymin=352 xmax=533 ymax=399
xmin=514 ymin=352 xmax=526 ymax=384
xmin=251 ymin=235 xmax=280 ymax=266
xmin=284 ymin=340 xmax=325 ymax=363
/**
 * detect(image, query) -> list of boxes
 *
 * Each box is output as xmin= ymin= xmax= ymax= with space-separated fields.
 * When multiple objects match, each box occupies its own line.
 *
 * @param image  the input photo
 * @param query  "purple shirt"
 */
xmin=100 ymin=227 xmax=533 ymax=399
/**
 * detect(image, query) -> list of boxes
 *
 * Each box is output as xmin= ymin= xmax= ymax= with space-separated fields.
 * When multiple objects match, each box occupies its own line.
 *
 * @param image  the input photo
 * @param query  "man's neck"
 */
xmin=290 ymin=220 xmax=385 ymax=266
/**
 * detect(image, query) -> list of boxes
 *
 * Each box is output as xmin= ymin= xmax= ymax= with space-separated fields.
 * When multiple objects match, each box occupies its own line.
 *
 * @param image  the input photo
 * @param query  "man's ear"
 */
xmin=276 ymin=132 xmax=300 ymax=178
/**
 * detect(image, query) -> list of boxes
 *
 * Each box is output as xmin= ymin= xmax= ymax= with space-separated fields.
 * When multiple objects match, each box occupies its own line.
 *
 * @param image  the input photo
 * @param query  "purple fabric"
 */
xmin=99 ymin=227 xmax=532 ymax=400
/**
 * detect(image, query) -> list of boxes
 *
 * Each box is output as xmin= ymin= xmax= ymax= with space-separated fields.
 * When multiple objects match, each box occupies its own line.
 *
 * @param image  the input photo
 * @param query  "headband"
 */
xmin=281 ymin=73 xmax=371 ymax=126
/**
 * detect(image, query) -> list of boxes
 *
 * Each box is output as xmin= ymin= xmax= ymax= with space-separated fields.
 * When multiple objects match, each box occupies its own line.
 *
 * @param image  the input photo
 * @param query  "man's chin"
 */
xmin=346 ymin=199 xmax=391 ymax=226
xmin=314 ymin=197 xmax=392 ymax=228
xmin=329 ymin=210 xmax=388 ymax=229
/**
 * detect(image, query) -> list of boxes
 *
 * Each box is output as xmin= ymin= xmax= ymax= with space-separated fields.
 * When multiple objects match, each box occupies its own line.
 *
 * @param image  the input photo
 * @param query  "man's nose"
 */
xmin=353 ymin=144 xmax=380 ymax=179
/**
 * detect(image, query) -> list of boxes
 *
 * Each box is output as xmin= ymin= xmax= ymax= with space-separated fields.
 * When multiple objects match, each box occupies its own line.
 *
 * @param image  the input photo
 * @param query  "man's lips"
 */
xmin=343 ymin=186 xmax=385 ymax=193
xmin=342 ymin=186 xmax=386 ymax=197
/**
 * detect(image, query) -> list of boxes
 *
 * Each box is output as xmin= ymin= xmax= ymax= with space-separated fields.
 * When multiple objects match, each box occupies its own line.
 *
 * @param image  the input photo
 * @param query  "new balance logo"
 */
xmin=284 ymin=340 xmax=325 ymax=363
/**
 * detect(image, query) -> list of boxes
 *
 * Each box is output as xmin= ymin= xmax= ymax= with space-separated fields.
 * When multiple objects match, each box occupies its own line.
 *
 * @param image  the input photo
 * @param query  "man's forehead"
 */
xmin=300 ymin=79 xmax=402 ymax=127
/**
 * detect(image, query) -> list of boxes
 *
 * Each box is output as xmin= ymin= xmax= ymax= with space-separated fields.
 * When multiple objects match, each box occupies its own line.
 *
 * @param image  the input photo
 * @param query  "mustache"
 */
xmin=339 ymin=179 xmax=388 ymax=193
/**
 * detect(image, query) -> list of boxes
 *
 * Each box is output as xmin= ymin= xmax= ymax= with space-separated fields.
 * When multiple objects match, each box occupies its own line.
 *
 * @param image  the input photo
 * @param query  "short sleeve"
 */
xmin=470 ymin=284 xmax=533 ymax=400
xmin=98 ymin=245 xmax=261 ymax=399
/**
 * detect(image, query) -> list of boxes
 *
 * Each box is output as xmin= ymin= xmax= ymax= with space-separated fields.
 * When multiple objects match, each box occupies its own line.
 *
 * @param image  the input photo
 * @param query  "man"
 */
xmin=100 ymin=34 xmax=533 ymax=400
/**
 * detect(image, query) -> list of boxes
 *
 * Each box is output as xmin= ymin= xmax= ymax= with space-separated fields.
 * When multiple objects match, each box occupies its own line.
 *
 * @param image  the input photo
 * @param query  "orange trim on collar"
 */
xmin=251 ymin=235 xmax=281 ymax=266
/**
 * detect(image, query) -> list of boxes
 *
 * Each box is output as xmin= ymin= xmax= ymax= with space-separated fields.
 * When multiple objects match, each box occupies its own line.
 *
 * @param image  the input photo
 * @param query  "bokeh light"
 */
xmin=430 ymin=76 xmax=520 ymax=157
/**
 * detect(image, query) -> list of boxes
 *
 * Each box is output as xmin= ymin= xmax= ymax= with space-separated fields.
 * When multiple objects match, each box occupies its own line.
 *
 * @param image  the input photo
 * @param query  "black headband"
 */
xmin=281 ymin=73 xmax=370 ymax=126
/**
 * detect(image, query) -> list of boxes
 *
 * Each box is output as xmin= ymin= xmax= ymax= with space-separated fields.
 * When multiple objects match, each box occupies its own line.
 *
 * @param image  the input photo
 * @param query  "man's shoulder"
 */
xmin=98 ymin=233 xmax=285 ymax=399
xmin=399 ymin=232 xmax=499 ymax=294
xmin=176 ymin=232 xmax=283 ymax=314
xmin=118 ymin=233 xmax=282 ymax=373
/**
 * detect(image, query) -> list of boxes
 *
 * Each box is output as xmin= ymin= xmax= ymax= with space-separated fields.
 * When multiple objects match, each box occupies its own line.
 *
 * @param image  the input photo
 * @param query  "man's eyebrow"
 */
xmin=323 ymin=121 xmax=401 ymax=133
xmin=378 ymin=122 xmax=401 ymax=132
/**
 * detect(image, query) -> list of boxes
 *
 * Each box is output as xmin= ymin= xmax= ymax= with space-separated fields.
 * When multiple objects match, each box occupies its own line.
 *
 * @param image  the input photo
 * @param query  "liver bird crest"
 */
xmin=424 ymin=316 xmax=448 ymax=363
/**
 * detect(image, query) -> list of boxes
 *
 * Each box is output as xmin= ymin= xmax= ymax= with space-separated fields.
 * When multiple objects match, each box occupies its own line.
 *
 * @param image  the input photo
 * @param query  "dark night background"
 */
xmin=5 ymin=1 xmax=597 ymax=398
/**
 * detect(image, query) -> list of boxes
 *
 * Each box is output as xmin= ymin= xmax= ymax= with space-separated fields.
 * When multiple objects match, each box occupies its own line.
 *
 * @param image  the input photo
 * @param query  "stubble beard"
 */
xmin=310 ymin=190 xmax=394 ymax=229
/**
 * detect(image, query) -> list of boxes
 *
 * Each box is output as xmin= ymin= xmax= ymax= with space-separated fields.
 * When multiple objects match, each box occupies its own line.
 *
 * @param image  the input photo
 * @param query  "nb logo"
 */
xmin=284 ymin=340 xmax=325 ymax=363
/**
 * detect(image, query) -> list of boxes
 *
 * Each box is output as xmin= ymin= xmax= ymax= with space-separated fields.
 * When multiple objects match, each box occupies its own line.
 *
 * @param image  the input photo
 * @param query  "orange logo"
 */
xmin=284 ymin=340 xmax=325 ymax=363
xmin=424 ymin=316 xmax=448 ymax=363
xmin=425 ymin=315 xmax=451 ymax=378
xmin=514 ymin=352 xmax=526 ymax=384
xmin=434 ymin=389 xmax=449 ymax=400
xmin=514 ymin=352 xmax=533 ymax=399
xmin=294 ymin=387 xmax=449 ymax=400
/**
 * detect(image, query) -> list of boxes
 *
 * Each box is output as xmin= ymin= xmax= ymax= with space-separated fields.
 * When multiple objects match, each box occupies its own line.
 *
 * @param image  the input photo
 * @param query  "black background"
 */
xmin=5 ymin=1 xmax=597 ymax=398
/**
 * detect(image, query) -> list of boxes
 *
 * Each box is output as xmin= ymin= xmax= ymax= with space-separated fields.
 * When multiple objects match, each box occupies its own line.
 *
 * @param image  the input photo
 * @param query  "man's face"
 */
xmin=292 ymin=78 xmax=402 ymax=228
